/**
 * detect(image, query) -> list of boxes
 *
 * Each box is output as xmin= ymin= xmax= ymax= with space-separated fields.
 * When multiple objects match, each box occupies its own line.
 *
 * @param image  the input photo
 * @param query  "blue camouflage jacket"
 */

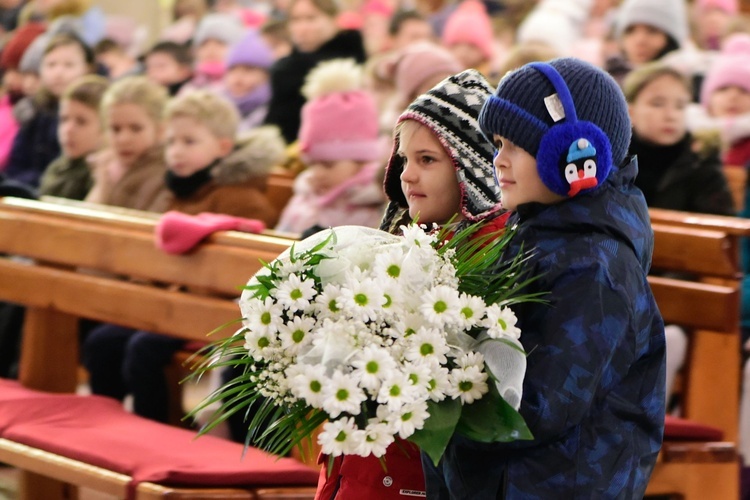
xmin=422 ymin=157 xmax=666 ymax=499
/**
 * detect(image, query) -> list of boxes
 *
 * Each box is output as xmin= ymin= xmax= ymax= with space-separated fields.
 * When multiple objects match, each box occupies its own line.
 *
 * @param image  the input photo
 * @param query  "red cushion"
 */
xmin=0 ymin=381 xmax=319 ymax=494
xmin=663 ymin=415 xmax=724 ymax=441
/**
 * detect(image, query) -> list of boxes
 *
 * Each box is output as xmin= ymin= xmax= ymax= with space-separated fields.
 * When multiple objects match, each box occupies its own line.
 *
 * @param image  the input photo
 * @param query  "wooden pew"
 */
xmin=644 ymin=208 xmax=750 ymax=499
xmin=0 ymin=196 xmax=317 ymax=500
xmin=723 ymin=165 xmax=746 ymax=213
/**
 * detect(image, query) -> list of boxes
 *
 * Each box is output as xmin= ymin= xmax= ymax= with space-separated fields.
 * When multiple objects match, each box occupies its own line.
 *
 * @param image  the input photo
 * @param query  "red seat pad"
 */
xmin=0 ymin=379 xmax=125 ymax=433
xmin=0 ymin=384 xmax=319 ymax=494
xmin=663 ymin=415 xmax=724 ymax=441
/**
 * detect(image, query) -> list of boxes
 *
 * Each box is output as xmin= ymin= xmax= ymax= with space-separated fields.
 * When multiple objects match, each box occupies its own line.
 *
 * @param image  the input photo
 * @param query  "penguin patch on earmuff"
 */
xmin=563 ymin=138 xmax=598 ymax=197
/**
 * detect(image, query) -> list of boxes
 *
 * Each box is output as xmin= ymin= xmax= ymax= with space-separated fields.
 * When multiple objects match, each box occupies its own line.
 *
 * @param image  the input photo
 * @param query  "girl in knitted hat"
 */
xmin=687 ymin=33 xmax=750 ymax=167
xmin=316 ymin=68 xmax=506 ymax=500
xmin=275 ymin=58 xmax=386 ymax=237
xmin=605 ymin=0 xmax=688 ymax=86
xmin=424 ymin=58 xmax=664 ymax=498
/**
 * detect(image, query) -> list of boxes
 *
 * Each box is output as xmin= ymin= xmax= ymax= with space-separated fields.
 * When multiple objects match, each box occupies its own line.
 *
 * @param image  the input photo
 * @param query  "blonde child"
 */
xmin=313 ymin=69 xmax=506 ymax=499
xmin=163 ymin=90 xmax=284 ymax=224
xmin=5 ymin=32 xmax=94 ymax=188
xmin=85 ymin=76 xmax=169 ymax=212
xmin=38 ymin=75 xmax=108 ymax=200
xmin=80 ymin=91 xmax=286 ymax=424
xmin=275 ymin=58 xmax=386 ymax=236
xmin=424 ymin=57 xmax=665 ymax=498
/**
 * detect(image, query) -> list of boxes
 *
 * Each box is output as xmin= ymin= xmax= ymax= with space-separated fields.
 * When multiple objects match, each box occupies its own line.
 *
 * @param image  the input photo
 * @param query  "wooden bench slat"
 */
xmin=650 ymin=207 xmax=750 ymax=236
xmin=647 ymin=275 xmax=738 ymax=332
xmin=651 ymin=223 xmax=738 ymax=278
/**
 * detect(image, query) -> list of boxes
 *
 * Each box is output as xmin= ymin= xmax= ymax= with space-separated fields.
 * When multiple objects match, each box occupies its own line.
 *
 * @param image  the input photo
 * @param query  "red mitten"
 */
xmin=155 ymin=211 xmax=266 ymax=254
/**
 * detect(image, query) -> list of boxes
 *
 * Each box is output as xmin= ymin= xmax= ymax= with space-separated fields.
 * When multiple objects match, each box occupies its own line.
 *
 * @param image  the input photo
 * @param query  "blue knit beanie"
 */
xmin=479 ymin=58 xmax=631 ymax=197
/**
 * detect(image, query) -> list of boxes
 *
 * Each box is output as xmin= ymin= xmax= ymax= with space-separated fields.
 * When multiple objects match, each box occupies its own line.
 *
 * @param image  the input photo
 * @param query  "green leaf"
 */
xmin=455 ymin=383 xmax=533 ymax=443
xmin=408 ymin=398 xmax=461 ymax=466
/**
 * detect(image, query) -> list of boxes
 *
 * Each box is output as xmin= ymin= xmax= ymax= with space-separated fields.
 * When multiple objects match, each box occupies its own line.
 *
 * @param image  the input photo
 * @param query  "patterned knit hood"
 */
xmin=381 ymin=69 xmax=501 ymax=231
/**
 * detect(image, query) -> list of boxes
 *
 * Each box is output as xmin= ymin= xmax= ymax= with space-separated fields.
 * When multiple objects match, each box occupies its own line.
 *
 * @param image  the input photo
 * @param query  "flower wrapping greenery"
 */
xmin=188 ymin=221 xmax=542 ymax=466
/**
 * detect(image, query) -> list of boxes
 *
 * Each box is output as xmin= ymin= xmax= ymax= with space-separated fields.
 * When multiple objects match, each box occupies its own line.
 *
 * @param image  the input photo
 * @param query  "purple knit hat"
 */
xmin=226 ymin=29 xmax=274 ymax=70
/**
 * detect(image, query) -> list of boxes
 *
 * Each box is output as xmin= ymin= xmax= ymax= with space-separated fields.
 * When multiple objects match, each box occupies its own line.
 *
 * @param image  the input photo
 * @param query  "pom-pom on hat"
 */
xmin=614 ymin=0 xmax=688 ymax=47
xmin=479 ymin=58 xmax=631 ymax=198
xmin=226 ymin=29 xmax=274 ymax=70
xmin=192 ymin=13 xmax=247 ymax=48
xmin=384 ymin=69 xmax=501 ymax=221
xmin=441 ymin=0 xmax=494 ymax=61
xmin=700 ymin=33 xmax=750 ymax=108
xmin=298 ymin=58 xmax=380 ymax=163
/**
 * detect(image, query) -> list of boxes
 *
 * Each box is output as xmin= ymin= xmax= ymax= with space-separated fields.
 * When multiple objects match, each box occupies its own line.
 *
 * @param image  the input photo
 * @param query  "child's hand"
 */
xmin=86 ymin=149 xmax=117 ymax=186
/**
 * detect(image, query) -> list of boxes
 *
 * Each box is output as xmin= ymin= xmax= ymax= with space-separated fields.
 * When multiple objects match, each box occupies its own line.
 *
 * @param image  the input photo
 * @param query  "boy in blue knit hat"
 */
xmin=421 ymin=58 xmax=666 ymax=498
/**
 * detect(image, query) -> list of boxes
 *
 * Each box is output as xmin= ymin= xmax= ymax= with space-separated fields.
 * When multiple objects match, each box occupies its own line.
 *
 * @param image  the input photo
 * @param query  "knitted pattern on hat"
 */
xmin=614 ymin=0 xmax=688 ymax=46
xmin=479 ymin=58 xmax=631 ymax=170
xmin=384 ymin=69 xmax=501 ymax=221
xmin=700 ymin=33 xmax=750 ymax=108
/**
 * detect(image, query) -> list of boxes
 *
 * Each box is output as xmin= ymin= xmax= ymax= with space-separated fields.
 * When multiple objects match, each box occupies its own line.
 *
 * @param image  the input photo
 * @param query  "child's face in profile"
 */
xmin=628 ymin=74 xmax=689 ymax=146
xmin=40 ymin=44 xmax=89 ymax=97
xmin=398 ymin=120 xmax=462 ymax=224
xmin=58 ymin=99 xmax=103 ymax=159
xmin=621 ymin=23 xmax=668 ymax=66
xmin=307 ymin=159 xmax=361 ymax=196
xmin=224 ymin=65 xmax=269 ymax=97
xmin=165 ymin=116 xmax=232 ymax=177
xmin=709 ymin=85 xmax=750 ymax=118
xmin=145 ymin=52 xmax=192 ymax=87
xmin=492 ymin=135 xmax=564 ymax=211
xmin=106 ymin=103 xmax=161 ymax=167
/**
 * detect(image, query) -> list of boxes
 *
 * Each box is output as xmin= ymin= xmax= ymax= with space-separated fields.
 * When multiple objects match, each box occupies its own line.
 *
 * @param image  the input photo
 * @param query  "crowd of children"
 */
xmin=1 ymin=0 xmax=750 ymax=497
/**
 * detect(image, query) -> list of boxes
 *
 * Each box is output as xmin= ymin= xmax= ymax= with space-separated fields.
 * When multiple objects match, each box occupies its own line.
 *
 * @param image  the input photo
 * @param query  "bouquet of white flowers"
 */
xmin=189 ymin=221 xmax=542 ymax=466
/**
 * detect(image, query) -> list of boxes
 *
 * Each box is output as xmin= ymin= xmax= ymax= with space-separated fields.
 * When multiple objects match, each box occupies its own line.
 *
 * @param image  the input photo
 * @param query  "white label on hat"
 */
xmin=544 ymin=93 xmax=565 ymax=122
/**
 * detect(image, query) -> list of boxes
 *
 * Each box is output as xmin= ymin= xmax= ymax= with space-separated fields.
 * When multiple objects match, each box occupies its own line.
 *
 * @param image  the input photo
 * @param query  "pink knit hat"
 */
xmin=382 ymin=41 xmax=462 ymax=103
xmin=701 ymin=34 xmax=750 ymax=108
xmin=441 ymin=0 xmax=494 ymax=61
xmin=298 ymin=59 xmax=380 ymax=163
xmin=696 ymin=0 xmax=739 ymax=14
xmin=155 ymin=212 xmax=265 ymax=254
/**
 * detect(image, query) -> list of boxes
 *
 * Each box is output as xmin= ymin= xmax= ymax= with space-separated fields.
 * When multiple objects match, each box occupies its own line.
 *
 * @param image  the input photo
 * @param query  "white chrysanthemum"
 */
xmin=358 ymin=420 xmax=395 ymax=457
xmin=287 ymin=363 xmax=328 ymax=408
xmin=449 ymin=365 xmax=488 ymax=404
xmin=377 ymin=400 xmax=430 ymax=439
xmin=400 ymin=224 xmax=437 ymax=248
xmin=377 ymin=371 xmax=419 ymax=411
xmin=244 ymin=328 xmax=280 ymax=359
xmin=419 ymin=285 xmax=460 ymax=325
xmin=372 ymin=246 xmax=407 ymax=282
xmin=322 ymin=370 xmax=367 ymax=418
xmin=275 ymin=257 xmax=305 ymax=278
xmin=456 ymin=350 xmax=485 ymax=370
xmin=399 ymin=312 xmax=430 ymax=338
xmin=278 ymin=316 xmax=316 ymax=355
xmin=424 ymin=361 xmax=451 ymax=402
xmin=242 ymin=297 xmax=284 ymax=335
xmin=455 ymin=293 xmax=487 ymax=329
xmin=484 ymin=304 xmax=521 ymax=340
xmin=318 ymin=417 xmax=363 ymax=457
xmin=339 ymin=278 xmax=385 ymax=322
xmin=351 ymin=346 xmax=397 ymax=392
xmin=314 ymin=283 xmax=344 ymax=319
xmin=402 ymin=361 xmax=433 ymax=397
xmin=404 ymin=327 xmax=449 ymax=365
xmin=273 ymin=273 xmax=316 ymax=312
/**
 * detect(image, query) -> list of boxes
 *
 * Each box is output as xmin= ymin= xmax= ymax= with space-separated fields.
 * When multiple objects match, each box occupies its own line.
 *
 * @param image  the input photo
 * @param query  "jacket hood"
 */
xmin=514 ymin=156 xmax=653 ymax=272
xmin=210 ymin=125 xmax=286 ymax=185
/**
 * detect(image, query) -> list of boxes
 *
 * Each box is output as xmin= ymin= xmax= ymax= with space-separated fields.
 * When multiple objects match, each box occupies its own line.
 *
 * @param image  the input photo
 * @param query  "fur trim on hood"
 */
xmin=211 ymin=125 xmax=286 ymax=185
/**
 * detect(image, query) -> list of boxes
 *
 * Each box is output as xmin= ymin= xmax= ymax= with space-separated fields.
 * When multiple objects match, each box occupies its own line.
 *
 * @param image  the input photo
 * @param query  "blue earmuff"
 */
xmin=527 ymin=62 xmax=613 ymax=198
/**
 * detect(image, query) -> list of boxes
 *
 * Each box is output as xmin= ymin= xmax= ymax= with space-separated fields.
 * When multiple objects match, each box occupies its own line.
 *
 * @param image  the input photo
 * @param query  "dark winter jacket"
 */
xmin=422 ymin=157 xmax=666 ymax=499
xmin=38 ymin=155 xmax=93 ymax=201
xmin=263 ymin=30 xmax=366 ymax=144
xmin=630 ymin=132 xmax=734 ymax=215
xmin=5 ymin=96 xmax=60 ymax=189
